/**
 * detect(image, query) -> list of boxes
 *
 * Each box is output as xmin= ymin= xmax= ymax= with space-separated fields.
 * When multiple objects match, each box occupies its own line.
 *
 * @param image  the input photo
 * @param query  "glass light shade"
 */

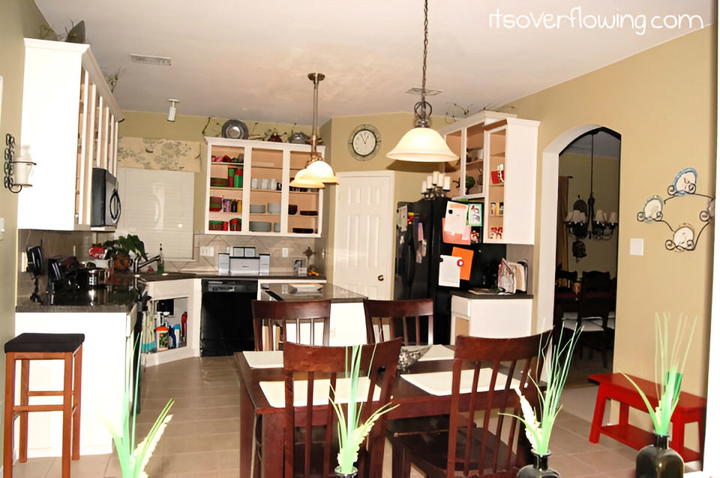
xmin=289 ymin=168 xmax=325 ymax=189
xmin=305 ymin=160 xmax=338 ymax=184
xmin=13 ymin=161 xmax=35 ymax=186
xmin=387 ymin=127 xmax=459 ymax=162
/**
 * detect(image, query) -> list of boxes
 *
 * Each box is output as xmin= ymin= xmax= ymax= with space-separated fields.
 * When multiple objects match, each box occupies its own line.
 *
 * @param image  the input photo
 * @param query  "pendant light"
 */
xmin=387 ymin=0 xmax=458 ymax=163
xmin=290 ymin=73 xmax=337 ymax=188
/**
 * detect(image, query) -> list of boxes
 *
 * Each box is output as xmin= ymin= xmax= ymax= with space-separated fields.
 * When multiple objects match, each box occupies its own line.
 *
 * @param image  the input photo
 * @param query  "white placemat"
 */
xmin=416 ymin=345 xmax=454 ymax=362
xmin=244 ymin=351 xmax=283 ymax=369
xmin=401 ymin=369 xmax=519 ymax=396
xmin=260 ymin=377 xmax=380 ymax=408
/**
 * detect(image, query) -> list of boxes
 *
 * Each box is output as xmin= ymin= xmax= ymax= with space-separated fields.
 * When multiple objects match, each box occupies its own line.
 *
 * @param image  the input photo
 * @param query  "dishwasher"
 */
xmin=201 ymin=279 xmax=258 ymax=356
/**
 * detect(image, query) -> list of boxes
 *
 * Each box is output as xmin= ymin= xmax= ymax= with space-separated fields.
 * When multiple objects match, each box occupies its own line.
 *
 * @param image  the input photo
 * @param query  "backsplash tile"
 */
xmin=165 ymin=234 xmax=326 ymax=275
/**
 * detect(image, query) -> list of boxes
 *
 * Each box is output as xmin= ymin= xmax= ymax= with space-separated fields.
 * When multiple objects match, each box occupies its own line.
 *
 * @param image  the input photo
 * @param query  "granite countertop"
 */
xmin=451 ymin=290 xmax=534 ymax=300
xmin=16 ymin=283 xmax=145 ymax=314
xmin=264 ymin=283 xmax=366 ymax=303
xmin=139 ymin=271 xmax=326 ymax=282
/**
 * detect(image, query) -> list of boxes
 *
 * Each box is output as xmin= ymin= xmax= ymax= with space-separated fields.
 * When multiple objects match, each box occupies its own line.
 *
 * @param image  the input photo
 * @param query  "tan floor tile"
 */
xmin=45 ymin=454 xmax=112 ymax=478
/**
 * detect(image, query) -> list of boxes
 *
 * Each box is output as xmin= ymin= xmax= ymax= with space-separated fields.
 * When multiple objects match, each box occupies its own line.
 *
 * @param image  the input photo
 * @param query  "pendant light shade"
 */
xmin=289 ymin=168 xmax=325 ymax=189
xmin=387 ymin=127 xmax=458 ymax=162
xmin=388 ymin=0 xmax=458 ymax=163
xmin=305 ymin=159 xmax=338 ymax=184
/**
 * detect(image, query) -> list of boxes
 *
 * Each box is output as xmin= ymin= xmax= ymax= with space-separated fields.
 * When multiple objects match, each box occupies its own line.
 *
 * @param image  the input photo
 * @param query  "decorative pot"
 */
xmin=517 ymin=452 xmax=559 ymax=478
xmin=334 ymin=466 xmax=358 ymax=477
xmin=636 ymin=434 xmax=684 ymax=478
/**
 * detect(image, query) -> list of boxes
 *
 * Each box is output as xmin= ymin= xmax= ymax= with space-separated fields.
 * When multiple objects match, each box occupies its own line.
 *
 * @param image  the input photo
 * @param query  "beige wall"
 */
xmin=119 ymin=110 xmax=311 ymax=143
xmin=559 ymin=152 xmax=619 ymax=277
xmin=0 ymin=0 xmax=51 ymax=450
xmin=504 ymin=27 xmax=716 ymax=404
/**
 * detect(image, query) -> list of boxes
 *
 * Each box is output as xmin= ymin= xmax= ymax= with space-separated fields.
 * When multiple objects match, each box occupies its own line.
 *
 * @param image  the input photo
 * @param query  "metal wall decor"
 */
xmin=4 ymin=134 xmax=36 ymax=193
xmin=637 ymin=167 xmax=714 ymax=252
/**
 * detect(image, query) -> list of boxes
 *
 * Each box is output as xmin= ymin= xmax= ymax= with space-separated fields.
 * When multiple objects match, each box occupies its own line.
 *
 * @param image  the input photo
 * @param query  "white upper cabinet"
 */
xmin=200 ymin=138 xmax=324 ymax=237
xmin=18 ymin=39 xmax=122 ymax=231
xmin=439 ymin=112 xmax=539 ymax=245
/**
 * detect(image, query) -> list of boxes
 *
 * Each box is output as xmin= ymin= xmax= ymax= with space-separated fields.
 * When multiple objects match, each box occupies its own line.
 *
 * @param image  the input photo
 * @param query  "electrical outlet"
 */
xmin=282 ymin=248 xmax=289 ymax=257
xmin=20 ymin=251 xmax=28 ymax=272
xmin=200 ymin=246 xmax=215 ymax=257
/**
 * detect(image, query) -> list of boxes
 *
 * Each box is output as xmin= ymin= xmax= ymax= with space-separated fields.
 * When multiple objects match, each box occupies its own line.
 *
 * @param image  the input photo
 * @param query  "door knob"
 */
xmin=378 ymin=275 xmax=384 ymax=281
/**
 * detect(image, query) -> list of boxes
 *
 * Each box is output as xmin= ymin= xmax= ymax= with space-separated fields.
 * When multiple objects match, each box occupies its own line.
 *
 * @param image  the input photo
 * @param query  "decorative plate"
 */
xmin=221 ymin=120 xmax=249 ymax=139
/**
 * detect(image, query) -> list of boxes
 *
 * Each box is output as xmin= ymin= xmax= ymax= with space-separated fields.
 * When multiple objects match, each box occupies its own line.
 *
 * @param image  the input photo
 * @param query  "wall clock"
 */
xmin=348 ymin=124 xmax=381 ymax=161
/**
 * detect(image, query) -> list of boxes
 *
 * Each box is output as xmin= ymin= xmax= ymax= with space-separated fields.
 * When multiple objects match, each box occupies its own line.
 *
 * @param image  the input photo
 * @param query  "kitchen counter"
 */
xmin=451 ymin=290 xmax=534 ymax=300
xmin=15 ymin=284 xmax=144 ymax=313
xmin=140 ymin=271 xmax=326 ymax=282
xmin=264 ymin=283 xmax=366 ymax=303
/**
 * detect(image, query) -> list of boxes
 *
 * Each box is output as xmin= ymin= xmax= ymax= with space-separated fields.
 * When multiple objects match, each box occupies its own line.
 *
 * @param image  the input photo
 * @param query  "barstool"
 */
xmin=3 ymin=333 xmax=84 ymax=478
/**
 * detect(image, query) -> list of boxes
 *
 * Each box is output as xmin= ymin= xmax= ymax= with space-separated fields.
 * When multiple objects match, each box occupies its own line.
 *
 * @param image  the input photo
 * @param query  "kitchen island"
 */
xmin=15 ymin=285 xmax=141 ymax=458
xmin=261 ymin=283 xmax=368 ymax=345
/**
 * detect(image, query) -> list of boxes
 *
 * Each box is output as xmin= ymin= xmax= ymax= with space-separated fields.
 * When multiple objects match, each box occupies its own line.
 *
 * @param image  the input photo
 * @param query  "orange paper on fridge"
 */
xmin=451 ymin=247 xmax=474 ymax=281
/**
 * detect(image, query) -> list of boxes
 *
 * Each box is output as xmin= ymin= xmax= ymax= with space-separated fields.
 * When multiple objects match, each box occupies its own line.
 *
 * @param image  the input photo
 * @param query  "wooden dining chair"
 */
xmin=390 ymin=332 xmax=549 ymax=478
xmin=363 ymin=298 xmax=434 ymax=345
xmin=282 ymin=338 xmax=402 ymax=478
xmin=251 ymin=300 xmax=331 ymax=351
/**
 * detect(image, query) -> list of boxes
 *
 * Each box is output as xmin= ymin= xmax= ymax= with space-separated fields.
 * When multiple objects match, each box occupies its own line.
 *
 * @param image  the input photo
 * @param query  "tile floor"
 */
xmin=12 ymin=356 xmax=657 ymax=477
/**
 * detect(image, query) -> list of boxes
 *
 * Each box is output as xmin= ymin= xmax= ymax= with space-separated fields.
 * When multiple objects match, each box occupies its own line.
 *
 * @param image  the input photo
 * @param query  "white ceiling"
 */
xmin=36 ymin=0 xmax=714 ymax=124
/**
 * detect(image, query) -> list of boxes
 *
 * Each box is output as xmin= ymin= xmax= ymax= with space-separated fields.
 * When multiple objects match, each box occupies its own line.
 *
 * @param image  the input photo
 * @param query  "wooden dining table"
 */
xmin=234 ymin=347 xmax=516 ymax=478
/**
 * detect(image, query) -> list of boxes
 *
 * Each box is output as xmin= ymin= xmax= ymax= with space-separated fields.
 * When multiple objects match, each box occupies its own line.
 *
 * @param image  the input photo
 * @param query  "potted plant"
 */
xmin=97 ymin=234 xmax=148 ymax=272
xmin=109 ymin=338 xmax=173 ymax=478
xmin=505 ymin=328 xmax=582 ymax=477
xmin=623 ymin=313 xmax=696 ymax=478
xmin=330 ymin=345 xmax=398 ymax=477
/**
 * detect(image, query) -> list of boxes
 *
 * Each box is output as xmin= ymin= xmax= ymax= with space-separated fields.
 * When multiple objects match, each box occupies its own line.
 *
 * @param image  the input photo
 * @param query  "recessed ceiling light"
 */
xmin=406 ymin=87 xmax=442 ymax=96
xmin=130 ymin=54 xmax=172 ymax=66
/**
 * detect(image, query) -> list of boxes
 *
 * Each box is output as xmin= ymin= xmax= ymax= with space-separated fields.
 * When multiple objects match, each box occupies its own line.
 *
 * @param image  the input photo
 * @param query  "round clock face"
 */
xmin=349 ymin=124 xmax=381 ymax=161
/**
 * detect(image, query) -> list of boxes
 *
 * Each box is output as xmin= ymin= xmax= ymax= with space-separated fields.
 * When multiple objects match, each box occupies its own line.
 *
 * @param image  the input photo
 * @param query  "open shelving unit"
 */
xmin=201 ymin=138 xmax=324 ymax=237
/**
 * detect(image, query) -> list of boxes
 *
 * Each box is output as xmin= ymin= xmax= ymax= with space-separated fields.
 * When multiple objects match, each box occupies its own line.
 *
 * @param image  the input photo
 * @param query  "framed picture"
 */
xmin=293 ymin=258 xmax=306 ymax=276
xmin=467 ymin=203 xmax=483 ymax=227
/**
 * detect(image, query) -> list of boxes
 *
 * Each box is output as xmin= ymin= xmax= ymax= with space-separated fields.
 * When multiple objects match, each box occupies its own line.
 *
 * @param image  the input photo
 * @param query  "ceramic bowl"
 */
xmin=267 ymin=202 xmax=281 ymax=214
xmin=288 ymin=204 xmax=298 ymax=215
xmin=249 ymin=204 xmax=266 ymax=214
xmin=249 ymin=221 xmax=272 ymax=232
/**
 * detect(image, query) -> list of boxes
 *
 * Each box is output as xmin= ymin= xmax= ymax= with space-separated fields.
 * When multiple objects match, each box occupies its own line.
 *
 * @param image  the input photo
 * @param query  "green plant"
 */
xmin=504 ymin=328 xmax=582 ymax=456
xmin=99 ymin=234 xmax=148 ymax=260
xmin=109 ymin=335 xmax=173 ymax=478
xmin=622 ymin=313 xmax=697 ymax=437
xmin=330 ymin=345 xmax=398 ymax=474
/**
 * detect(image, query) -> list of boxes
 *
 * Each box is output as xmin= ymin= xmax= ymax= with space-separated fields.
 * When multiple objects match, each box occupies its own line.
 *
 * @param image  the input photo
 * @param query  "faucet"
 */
xmin=132 ymin=255 xmax=162 ymax=274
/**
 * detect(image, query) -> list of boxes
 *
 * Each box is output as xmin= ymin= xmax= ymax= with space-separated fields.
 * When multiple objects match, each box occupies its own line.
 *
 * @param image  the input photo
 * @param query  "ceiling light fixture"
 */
xmin=167 ymin=98 xmax=178 ymax=122
xmin=289 ymin=73 xmax=337 ymax=188
xmin=387 ymin=0 xmax=458 ymax=163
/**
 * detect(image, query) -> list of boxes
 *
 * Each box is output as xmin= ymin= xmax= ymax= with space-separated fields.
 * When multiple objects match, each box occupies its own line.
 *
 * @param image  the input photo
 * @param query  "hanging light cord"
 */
xmin=308 ymin=72 xmax=324 ymax=162
xmin=414 ymin=0 xmax=432 ymax=127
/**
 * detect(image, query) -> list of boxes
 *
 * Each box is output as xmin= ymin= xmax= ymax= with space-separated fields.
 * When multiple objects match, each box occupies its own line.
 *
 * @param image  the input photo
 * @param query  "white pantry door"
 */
xmin=333 ymin=171 xmax=395 ymax=299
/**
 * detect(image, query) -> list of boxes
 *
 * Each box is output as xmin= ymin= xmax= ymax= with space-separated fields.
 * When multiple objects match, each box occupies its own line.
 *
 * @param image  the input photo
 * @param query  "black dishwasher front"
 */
xmin=201 ymin=279 xmax=258 ymax=356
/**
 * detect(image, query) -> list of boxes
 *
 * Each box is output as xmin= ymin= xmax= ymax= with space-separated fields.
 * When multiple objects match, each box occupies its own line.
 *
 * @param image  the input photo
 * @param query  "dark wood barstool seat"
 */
xmin=3 ymin=333 xmax=84 ymax=478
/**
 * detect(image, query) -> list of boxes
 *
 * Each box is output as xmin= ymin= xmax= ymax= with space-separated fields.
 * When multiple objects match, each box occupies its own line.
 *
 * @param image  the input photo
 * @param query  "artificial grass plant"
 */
xmin=622 ymin=313 xmax=697 ymax=437
xmin=330 ymin=345 xmax=398 ymax=474
xmin=109 ymin=332 xmax=174 ymax=477
xmin=504 ymin=327 xmax=582 ymax=456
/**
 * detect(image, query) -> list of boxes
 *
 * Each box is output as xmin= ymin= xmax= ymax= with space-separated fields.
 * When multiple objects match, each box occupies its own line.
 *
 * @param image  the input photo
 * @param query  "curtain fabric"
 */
xmin=556 ymin=176 xmax=570 ymax=271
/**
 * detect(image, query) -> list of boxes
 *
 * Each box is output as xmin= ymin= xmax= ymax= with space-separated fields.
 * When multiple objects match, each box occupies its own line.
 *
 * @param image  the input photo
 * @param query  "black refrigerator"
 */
xmin=394 ymin=197 xmax=506 ymax=344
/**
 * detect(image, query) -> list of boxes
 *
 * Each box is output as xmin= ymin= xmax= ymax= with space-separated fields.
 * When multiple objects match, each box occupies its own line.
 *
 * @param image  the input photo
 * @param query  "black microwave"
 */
xmin=91 ymin=168 xmax=121 ymax=227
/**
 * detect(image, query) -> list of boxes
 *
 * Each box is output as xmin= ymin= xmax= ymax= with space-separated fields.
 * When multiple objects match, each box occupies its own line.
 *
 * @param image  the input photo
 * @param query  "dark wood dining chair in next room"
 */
xmin=282 ymin=338 xmax=402 ymax=478
xmin=363 ymin=298 xmax=434 ymax=345
xmin=390 ymin=333 xmax=549 ymax=478
xmin=251 ymin=300 xmax=331 ymax=351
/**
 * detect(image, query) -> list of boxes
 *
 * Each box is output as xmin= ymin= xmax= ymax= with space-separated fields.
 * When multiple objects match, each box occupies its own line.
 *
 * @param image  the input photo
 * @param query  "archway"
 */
xmin=535 ymin=124 xmax=622 ymax=334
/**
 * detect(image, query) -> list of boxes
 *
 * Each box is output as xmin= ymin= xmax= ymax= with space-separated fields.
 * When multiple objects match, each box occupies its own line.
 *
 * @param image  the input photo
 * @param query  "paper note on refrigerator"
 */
xmin=451 ymin=247 xmax=474 ymax=281
xmin=444 ymin=202 xmax=468 ymax=235
xmin=438 ymin=255 xmax=461 ymax=287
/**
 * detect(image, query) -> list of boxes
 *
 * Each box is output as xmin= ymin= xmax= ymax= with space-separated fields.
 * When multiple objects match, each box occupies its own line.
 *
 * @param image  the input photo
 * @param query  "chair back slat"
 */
xmin=252 ymin=300 xmax=331 ymax=351
xmin=446 ymin=333 xmax=550 ymax=477
xmin=282 ymin=338 xmax=402 ymax=478
xmin=364 ymin=298 xmax=434 ymax=345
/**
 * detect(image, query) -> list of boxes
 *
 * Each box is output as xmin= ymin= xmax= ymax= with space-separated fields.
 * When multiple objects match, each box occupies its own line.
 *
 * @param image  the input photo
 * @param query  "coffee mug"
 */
xmin=251 ymin=178 xmax=258 ymax=189
xmin=270 ymin=179 xmax=277 ymax=190
xmin=261 ymin=178 xmax=270 ymax=190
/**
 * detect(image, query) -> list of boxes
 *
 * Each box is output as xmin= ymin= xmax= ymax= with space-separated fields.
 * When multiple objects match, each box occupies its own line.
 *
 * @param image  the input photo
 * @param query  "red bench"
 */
xmin=588 ymin=372 xmax=706 ymax=462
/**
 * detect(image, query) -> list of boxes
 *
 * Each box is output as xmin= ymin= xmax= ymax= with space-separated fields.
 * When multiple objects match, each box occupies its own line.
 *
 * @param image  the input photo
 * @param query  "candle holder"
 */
xmin=422 ymin=184 xmax=449 ymax=199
